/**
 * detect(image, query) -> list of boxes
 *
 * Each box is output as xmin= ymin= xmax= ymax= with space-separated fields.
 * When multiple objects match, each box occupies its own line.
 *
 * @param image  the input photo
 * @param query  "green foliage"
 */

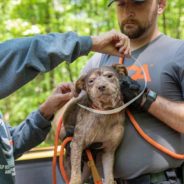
xmin=0 ymin=0 xmax=183 ymax=147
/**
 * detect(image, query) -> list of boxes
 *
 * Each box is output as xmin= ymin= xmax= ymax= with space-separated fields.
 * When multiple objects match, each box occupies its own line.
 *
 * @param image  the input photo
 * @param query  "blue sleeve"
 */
xmin=0 ymin=32 xmax=92 ymax=99
xmin=9 ymin=110 xmax=52 ymax=158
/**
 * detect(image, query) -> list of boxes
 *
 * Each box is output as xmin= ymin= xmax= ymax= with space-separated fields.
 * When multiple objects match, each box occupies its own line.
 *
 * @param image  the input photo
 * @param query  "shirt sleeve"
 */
xmin=175 ymin=44 xmax=184 ymax=99
xmin=182 ymin=78 xmax=184 ymax=99
xmin=161 ymin=42 xmax=184 ymax=100
xmin=174 ymin=47 xmax=184 ymax=101
xmin=9 ymin=110 xmax=52 ymax=158
xmin=0 ymin=32 xmax=92 ymax=99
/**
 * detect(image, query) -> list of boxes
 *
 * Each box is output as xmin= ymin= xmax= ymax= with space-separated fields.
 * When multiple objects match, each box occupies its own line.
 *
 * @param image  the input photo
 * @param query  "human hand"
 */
xmin=91 ymin=30 xmax=131 ymax=57
xmin=120 ymin=75 xmax=146 ymax=109
xmin=120 ymin=75 xmax=157 ymax=111
xmin=39 ymin=83 xmax=74 ymax=120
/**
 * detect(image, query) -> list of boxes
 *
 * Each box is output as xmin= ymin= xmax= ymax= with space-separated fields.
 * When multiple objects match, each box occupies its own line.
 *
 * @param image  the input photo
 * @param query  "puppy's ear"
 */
xmin=74 ymin=75 xmax=86 ymax=97
xmin=112 ymin=64 xmax=128 ymax=76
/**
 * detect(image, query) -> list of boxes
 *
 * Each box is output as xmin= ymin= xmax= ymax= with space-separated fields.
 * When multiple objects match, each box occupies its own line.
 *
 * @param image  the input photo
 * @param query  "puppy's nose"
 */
xmin=98 ymin=85 xmax=106 ymax=92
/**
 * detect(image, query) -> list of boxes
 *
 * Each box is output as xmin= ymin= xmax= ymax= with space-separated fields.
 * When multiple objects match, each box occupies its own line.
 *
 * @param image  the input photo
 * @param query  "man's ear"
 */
xmin=74 ymin=75 xmax=86 ymax=97
xmin=112 ymin=64 xmax=128 ymax=76
xmin=158 ymin=0 xmax=167 ymax=15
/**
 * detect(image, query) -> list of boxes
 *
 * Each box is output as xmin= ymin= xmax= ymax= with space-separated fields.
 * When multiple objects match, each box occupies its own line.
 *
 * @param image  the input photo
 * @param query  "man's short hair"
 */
xmin=108 ymin=0 xmax=145 ymax=7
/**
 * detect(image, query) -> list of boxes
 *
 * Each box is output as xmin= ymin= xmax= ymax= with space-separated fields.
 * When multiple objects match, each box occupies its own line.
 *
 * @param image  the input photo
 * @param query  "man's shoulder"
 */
xmin=160 ymin=34 xmax=184 ymax=46
xmin=162 ymin=35 xmax=184 ymax=56
xmin=147 ymin=34 xmax=184 ymax=58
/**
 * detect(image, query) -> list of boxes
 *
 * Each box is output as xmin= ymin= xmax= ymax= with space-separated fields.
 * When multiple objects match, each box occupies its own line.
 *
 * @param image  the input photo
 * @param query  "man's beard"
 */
xmin=120 ymin=20 xmax=150 ymax=39
xmin=119 ymin=8 xmax=158 ymax=39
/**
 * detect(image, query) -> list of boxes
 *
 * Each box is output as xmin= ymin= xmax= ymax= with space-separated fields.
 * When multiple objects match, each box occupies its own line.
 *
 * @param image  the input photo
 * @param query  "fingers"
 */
xmin=54 ymin=82 xmax=75 ymax=95
xmin=54 ymin=82 xmax=74 ymax=101
xmin=39 ymin=83 xmax=75 ymax=120
xmin=58 ymin=91 xmax=73 ymax=101
xmin=113 ymin=31 xmax=131 ymax=57
xmin=91 ymin=30 xmax=131 ymax=57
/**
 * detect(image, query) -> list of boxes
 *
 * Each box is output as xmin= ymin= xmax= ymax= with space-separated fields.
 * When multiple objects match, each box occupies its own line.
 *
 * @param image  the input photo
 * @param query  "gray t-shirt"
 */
xmin=81 ymin=34 xmax=184 ymax=179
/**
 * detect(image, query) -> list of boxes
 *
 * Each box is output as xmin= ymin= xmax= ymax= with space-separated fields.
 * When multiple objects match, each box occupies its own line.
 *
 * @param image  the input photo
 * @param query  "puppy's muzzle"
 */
xmin=97 ymin=85 xmax=106 ymax=92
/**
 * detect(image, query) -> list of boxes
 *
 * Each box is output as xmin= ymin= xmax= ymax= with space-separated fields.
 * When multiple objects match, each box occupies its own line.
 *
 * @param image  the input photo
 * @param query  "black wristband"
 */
xmin=142 ymin=90 xmax=157 ymax=111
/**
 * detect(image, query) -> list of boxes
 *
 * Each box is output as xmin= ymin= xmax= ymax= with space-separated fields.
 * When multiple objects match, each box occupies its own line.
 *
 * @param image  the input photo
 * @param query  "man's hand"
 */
xmin=120 ymin=75 xmax=147 ymax=109
xmin=120 ymin=75 xmax=157 ymax=111
xmin=39 ymin=83 xmax=74 ymax=120
xmin=91 ymin=30 xmax=131 ymax=57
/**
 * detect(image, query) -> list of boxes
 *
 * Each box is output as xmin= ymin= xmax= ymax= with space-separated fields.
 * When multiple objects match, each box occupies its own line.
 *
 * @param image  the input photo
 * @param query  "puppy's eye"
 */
xmin=107 ymin=74 xmax=113 ymax=78
xmin=88 ymin=79 xmax=94 ymax=84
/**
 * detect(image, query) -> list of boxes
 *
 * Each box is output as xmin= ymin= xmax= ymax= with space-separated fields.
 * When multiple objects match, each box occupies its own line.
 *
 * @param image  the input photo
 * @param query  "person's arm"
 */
xmin=10 ymin=83 xmax=74 ymax=158
xmin=148 ymin=45 xmax=184 ymax=132
xmin=0 ymin=32 xmax=91 ymax=99
xmin=145 ymin=44 xmax=184 ymax=133
xmin=148 ymin=97 xmax=184 ymax=133
xmin=0 ymin=30 xmax=130 ymax=99
xmin=9 ymin=110 xmax=52 ymax=158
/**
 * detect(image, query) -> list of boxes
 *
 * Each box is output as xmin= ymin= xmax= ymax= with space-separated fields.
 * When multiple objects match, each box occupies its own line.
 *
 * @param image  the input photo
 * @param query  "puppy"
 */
xmin=53 ymin=64 xmax=127 ymax=184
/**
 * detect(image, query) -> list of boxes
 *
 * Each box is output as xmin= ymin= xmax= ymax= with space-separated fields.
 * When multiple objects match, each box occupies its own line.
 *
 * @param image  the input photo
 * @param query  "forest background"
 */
xmin=0 ymin=0 xmax=183 ymax=146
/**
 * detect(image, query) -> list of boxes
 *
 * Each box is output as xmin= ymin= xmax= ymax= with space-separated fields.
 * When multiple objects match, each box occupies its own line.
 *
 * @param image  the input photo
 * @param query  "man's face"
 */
xmin=115 ymin=0 xmax=160 ymax=39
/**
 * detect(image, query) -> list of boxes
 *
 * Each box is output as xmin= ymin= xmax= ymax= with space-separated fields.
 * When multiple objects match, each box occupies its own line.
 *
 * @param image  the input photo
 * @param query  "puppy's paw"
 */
xmin=104 ymin=179 xmax=116 ymax=184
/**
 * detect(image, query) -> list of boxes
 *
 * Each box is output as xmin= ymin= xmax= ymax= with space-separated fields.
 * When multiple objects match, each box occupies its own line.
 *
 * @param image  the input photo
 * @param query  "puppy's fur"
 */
xmin=53 ymin=64 xmax=127 ymax=184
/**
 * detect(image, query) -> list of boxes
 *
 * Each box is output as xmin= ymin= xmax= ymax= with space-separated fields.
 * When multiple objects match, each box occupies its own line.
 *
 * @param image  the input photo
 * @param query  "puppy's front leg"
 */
xmin=102 ymin=151 xmax=116 ymax=184
xmin=70 ymin=138 xmax=83 ymax=184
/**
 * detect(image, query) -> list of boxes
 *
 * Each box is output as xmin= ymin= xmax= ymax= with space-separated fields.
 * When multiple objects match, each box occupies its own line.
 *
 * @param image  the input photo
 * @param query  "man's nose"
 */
xmin=124 ymin=3 xmax=136 ymax=17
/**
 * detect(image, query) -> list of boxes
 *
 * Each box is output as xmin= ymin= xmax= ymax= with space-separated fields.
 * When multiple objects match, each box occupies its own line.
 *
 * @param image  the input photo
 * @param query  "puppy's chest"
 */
xmin=76 ymin=110 xmax=124 ymax=144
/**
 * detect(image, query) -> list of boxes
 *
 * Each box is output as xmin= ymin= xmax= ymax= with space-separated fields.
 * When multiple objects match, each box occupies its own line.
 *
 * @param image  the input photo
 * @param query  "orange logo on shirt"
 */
xmin=127 ymin=64 xmax=151 ymax=82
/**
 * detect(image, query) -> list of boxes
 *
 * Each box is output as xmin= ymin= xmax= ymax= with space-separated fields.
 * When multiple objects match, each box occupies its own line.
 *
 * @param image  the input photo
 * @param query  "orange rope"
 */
xmin=53 ymin=117 xmax=103 ymax=184
xmin=52 ymin=116 xmax=63 ymax=184
xmin=59 ymin=137 xmax=73 ymax=184
xmin=86 ymin=149 xmax=103 ymax=184
xmin=119 ymin=56 xmax=124 ymax=65
xmin=126 ymin=110 xmax=184 ymax=159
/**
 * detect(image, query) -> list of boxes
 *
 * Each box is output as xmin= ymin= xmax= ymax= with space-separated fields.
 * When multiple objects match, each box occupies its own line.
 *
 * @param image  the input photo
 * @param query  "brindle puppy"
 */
xmin=53 ymin=64 xmax=127 ymax=184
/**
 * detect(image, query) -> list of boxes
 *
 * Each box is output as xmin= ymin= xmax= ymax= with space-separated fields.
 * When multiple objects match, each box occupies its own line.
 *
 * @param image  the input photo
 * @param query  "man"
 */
xmin=0 ymin=30 xmax=130 ymax=184
xmin=81 ymin=0 xmax=184 ymax=183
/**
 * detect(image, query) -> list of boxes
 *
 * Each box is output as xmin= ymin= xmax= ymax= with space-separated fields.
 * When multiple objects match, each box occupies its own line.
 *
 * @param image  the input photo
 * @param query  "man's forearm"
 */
xmin=148 ymin=96 xmax=184 ymax=133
